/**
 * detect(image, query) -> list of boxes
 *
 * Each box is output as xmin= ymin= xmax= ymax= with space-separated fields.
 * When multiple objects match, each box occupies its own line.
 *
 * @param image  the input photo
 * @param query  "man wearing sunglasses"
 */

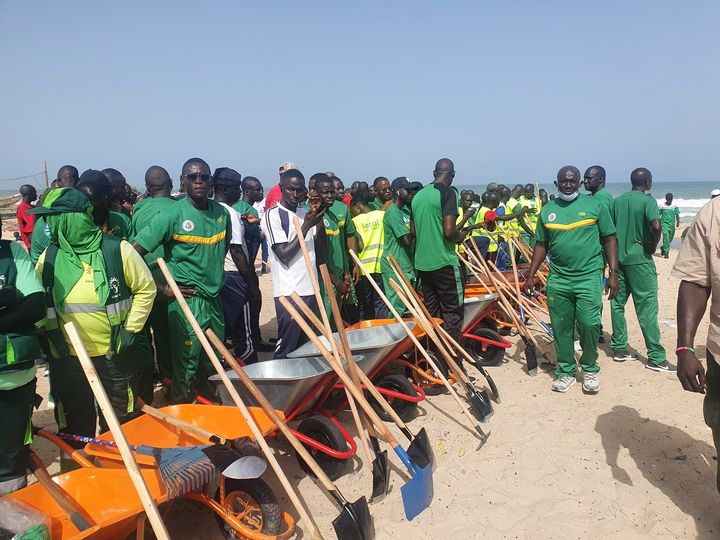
xmin=133 ymin=157 xmax=231 ymax=404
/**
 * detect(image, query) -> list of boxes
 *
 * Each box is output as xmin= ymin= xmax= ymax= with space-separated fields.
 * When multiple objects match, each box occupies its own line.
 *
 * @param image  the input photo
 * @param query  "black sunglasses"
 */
xmin=184 ymin=173 xmax=211 ymax=182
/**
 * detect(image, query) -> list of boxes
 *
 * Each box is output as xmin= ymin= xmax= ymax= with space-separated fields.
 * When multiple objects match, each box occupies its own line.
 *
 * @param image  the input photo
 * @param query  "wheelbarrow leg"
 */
xmin=136 ymin=514 xmax=146 ymax=540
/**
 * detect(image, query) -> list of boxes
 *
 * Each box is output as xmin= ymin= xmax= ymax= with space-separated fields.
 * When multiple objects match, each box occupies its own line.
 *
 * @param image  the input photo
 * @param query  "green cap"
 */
xmin=27 ymin=188 xmax=91 ymax=216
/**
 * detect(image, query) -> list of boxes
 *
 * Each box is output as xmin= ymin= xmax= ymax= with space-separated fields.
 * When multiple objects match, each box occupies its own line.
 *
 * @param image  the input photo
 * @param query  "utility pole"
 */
xmin=43 ymin=161 xmax=49 ymax=190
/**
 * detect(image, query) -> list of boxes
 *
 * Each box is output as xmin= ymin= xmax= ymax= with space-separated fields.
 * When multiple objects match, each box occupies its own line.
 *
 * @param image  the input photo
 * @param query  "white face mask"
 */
xmin=558 ymin=190 xmax=579 ymax=202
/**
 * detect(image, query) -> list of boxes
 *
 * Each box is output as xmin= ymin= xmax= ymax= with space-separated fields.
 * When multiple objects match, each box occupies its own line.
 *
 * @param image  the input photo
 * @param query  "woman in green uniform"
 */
xmin=524 ymin=166 xmax=618 ymax=394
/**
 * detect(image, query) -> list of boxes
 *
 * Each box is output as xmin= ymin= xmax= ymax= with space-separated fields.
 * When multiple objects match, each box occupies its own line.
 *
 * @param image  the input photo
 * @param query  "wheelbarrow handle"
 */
xmin=138 ymin=401 xmax=225 ymax=445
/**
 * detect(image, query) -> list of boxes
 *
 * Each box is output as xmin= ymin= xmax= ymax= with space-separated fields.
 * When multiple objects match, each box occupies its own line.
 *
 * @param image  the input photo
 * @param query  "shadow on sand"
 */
xmin=595 ymin=405 xmax=720 ymax=539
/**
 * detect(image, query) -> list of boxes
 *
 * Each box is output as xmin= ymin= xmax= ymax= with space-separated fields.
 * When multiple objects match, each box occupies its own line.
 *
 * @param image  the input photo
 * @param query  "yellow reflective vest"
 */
xmin=352 ymin=210 xmax=385 ymax=274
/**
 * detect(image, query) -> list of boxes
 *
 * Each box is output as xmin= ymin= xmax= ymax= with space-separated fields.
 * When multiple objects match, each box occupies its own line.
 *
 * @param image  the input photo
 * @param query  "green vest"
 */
xmin=0 ymin=241 xmax=41 ymax=373
xmin=41 ymin=234 xmax=131 ymax=359
xmin=353 ymin=210 xmax=385 ymax=273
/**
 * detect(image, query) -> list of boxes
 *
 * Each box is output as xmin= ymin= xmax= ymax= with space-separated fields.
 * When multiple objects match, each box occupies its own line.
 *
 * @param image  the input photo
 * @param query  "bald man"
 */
xmin=56 ymin=165 xmax=79 ymax=189
xmin=131 ymin=166 xmax=176 ymax=386
xmin=610 ymin=168 xmax=670 ymax=371
xmin=412 ymin=158 xmax=467 ymax=345
xmin=524 ymin=166 xmax=618 ymax=394
xmin=16 ymin=185 xmax=37 ymax=248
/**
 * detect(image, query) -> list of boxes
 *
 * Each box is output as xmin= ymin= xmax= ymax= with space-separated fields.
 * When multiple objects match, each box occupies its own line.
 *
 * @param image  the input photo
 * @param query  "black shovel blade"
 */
xmin=370 ymin=449 xmax=389 ymax=501
xmin=468 ymin=385 xmax=494 ymax=422
xmin=332 ymin=496 xmax=374 ymax=540
xmin=524 ymin=339 xmax=538 ymax=375
xmin=406 ymin=427 xmax=433 ymax=470
xmin=477 ymin=366 xmax=501 ymax=403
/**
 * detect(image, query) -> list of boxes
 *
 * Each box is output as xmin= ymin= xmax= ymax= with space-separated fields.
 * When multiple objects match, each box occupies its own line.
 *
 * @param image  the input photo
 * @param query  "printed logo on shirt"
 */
xmin=323 ymin=218 xmax=330 ymax=227
xmin=216 ymin=217 xmax=224 ymax=224
xmin=578 ymin=212 xmax=587 ymax=217
xmin=0 ymin=275 xmax=5 ymax=288
xmin=182 ymin=220 xmax=195 ymax=232
xmin=109 ymin=277 xmax=120 ymax=298
xmin=548 ymin=213 xmax=557 ymax=222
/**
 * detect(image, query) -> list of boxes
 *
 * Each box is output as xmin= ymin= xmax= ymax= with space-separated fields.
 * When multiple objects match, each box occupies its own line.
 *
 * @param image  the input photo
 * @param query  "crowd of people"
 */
xmin=2 ymin=157 xmax=718 ymax=499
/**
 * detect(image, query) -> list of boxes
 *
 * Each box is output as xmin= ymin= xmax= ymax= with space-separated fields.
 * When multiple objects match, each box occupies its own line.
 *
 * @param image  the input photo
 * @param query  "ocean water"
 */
xmin=455 ymin=181 xmax=720 ymax=223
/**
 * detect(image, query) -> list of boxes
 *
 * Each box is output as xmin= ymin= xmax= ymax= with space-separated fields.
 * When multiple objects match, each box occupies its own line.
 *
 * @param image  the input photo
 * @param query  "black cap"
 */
xmin=391 ymin=177 xmax=411 ymax=190
xmin=408 ymin=181 xmax=423 ymax=191
xmin=213 ymin=167 xmax=241 ymax=187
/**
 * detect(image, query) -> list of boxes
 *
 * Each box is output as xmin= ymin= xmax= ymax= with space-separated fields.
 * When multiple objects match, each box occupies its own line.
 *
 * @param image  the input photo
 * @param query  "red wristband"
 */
xmin=675 ymin=346 xmax=695 ymax=354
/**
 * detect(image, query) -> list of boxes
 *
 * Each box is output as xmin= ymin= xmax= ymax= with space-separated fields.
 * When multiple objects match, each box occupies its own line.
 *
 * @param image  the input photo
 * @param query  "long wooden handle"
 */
xmin=348 ymin=249 xmax=484 ymax=439
xmin=279 ymin=296 xmax=400 ymax=447
xmin=206 ymin=329 xmax=356 ymax=494
xmin=156 ymin=259 xmax=323 ymax=540
xmin=139 ymin=401 xmax=225 ymax=445
xmin=290 ymin=218 xmax=372 ymax=466
xmin=65 ymin=322 xmax=170 ymax=540
xmin=288 ymin=292 xmax=412 ymax=432
xmin=318 ymin=264 xmax=378 ymax=462
xmin=27 ymin=451 xmax=94 ymax=532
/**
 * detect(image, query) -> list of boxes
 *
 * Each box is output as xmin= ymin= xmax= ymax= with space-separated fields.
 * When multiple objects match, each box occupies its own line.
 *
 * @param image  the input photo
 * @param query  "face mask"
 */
xmin=558 ymin=190 xmax=579 ymax=202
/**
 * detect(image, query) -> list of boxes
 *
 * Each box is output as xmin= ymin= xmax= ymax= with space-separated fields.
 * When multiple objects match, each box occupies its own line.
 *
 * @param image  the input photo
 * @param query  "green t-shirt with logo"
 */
xmin=232 ymin=199 xmax=260 ymax=240
xmin=413 ymin=183 xmax=460 ymax=272
xmin=108 ymin=211 xmax=132 ymax=241
xmin=659 ymin=203 xmax=679 ymax=228
xmin=611 ymin=190 xmax=661 ymax=266
xmin=134 ymin=197 xmax=231 ymax=297
xmin=535 ymin=194 xmax=616 ymax=278
xmin=323 ymin=200 xmax=356 ymax=277
xmin=381 ymin=204 xmax=414 ymax=277
xmin=132 ymin=196 xmax=178 ymax=276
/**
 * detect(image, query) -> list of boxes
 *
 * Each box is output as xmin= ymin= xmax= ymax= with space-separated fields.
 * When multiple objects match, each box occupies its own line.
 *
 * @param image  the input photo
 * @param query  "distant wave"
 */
xmin=656 ymin=198 xmax=709 ymax=209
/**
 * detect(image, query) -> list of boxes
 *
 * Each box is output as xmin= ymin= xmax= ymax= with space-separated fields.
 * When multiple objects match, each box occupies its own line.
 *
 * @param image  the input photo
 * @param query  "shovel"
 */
xmin=156 ymin=258 xmax=325 ymax=540
xmin=288 ymin=291 xmax=434 ymax=470
xmin=388 ymin=278 xmax=494 ymax=423
xmin=349 ymin=249 xmax=488 ymax=445
xmin=387 ymin=254 xmax=501 ymax=404
xmin=207 ymin=330 xmax=375 ymax=539
xmin=279 ymin=296 xmax=434 ymax=521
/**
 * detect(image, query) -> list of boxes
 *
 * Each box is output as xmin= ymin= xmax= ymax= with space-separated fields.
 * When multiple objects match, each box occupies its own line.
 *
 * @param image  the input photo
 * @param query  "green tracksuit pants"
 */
xmin=129 ymin=330 xmax=154 ymax=406
xmin=0 ymin=378 xmax=36 ymax=492
xmin=546 ymin=271 xmax=603 ymax=378
xmin=167 ymin=294 xmax=224 ymax=404
xmin=610 ymin=262 xmax=666 ymax=365
xmin=148 ymin=297 xmax=172 ymax=380
xmin=661 ymin=224 xmax=676 ymax=257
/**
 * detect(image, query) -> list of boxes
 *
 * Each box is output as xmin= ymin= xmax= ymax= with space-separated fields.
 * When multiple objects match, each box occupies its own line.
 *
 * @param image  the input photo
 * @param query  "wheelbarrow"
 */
xmin=461 ymin=293 xmax=512 ymax=367
xmin=7 ymin=404 xmax=295 ymax=540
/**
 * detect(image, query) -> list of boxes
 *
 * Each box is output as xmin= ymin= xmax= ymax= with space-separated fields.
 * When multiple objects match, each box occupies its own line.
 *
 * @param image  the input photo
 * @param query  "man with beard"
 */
xmin=523 ymin=166 xmax=618 ymax=394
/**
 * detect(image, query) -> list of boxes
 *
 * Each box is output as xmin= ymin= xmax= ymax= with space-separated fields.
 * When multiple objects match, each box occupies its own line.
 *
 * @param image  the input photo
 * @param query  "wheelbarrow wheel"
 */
xmin=295 ymin=415 xmax=348 ymax=480
xmin=370 ymin=374 xmax=417 ymax=422
xmin=466 ymin=328 xmax=505 ymax=367
xmin=405 ymin=350 xmax=449 ymax=396
xmin=214 ymin=478 xmax=282 ymax=538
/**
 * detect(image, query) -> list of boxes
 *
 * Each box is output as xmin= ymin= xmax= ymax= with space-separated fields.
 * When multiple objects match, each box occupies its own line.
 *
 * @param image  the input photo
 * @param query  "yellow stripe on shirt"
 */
xmin=172 ymin=230 xmax=226 ymax=245
xmin=545 ymin=218 xmax=597 ymax=231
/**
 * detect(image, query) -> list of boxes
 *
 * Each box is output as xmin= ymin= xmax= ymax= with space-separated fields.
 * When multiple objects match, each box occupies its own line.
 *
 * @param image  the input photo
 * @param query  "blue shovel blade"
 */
xmin=394 ymin=446 xmax=433 ymax=521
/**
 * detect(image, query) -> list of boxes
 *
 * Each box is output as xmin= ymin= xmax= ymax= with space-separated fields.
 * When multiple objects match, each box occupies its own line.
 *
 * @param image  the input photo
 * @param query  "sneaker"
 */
xmin=582 ymin=371 xmax=600 ymax=393
xmin=613 ymin=351 xmax=637 ymax=362
xmin=574 ymin=340 xmax=582 ymax=353
xmin=552 ymin=376 xmax=577 ymax=393
xmin=646 ymin=360 xmax=677 ymax=373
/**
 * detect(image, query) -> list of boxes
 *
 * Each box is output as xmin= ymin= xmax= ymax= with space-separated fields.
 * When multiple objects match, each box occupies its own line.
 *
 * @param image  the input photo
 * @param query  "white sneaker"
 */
xmin=574 ymin=340 xmax=582 ymax=353
xmin=552 ymin=376 xmax=576 ymax=393
xmin=613 ymin=351 xmax=637 ymax=362
xmin=582 ymin=371 xmax=599 ymax=393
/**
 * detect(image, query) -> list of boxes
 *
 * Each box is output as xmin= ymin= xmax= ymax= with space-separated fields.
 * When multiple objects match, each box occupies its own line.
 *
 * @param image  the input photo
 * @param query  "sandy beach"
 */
xmin=25 ymin=225 xmax=720 ymax=540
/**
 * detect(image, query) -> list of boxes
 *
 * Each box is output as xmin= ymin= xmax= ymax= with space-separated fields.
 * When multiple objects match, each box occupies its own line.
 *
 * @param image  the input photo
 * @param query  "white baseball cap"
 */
xmin=711 ymin=189 xmax=720 ymax=197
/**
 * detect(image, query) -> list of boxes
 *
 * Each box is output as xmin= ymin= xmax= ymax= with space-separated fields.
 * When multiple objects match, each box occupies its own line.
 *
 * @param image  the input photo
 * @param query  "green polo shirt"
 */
xmin=323 ymin=200 xmax=356 ymax=277
xmin=592 ymin=187 xmax=614 ymax=213
xmin=535 ymin=194 xmax=616 ymax=278
xmin=381 ymin=204 xmax=414 ymax=277
xmin=413 ymin=183 xmax=460 ymax=272
xmin=134 ymin=197 xmax=231 ymax=297
xmin=659 ymin=203 xmax=679 ymax=228
xmin=611 ymin=190 xmax=661 ymax=266
xmin=232 ymin=199 xmax=260 ymax=241
xmin=108 ymin=211 xmax=132 ymax=241
xmin=132 ymin=196 xmax=178 ymax=276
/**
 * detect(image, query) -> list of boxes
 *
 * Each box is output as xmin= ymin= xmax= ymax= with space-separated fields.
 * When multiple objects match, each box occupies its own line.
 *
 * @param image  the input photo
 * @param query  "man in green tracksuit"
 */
xmin=524 ymin=166 xmax=618 ymax=394
xmin=0 ymin=217 xmax=45 ymax=493
xmin=133 ymin=158 xmax=231 ymax=403
xmin=659 ymin=193 xmax=680 ymax=258
xmin=132 ymin=166 xmax=176 ymax=389
xmin=610 ymin=167 xmax=672 ymax=371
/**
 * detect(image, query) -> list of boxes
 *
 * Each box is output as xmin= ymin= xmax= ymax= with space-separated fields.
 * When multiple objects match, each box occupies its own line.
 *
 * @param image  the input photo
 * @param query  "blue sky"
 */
xmin=1 ymin=1 xmax=718 ymax=189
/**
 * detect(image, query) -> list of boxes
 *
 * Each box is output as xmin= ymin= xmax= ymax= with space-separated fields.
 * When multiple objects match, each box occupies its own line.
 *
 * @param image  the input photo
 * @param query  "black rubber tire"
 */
xmin=295 ymin=415 xmax=348 ymax=480
xmin=466 ymin=328 xmax=505 ymax=367
xmin=214 ymin=478 xmax=281 ymax=538
xmin=370 ymin=373 xmax=418 ymax=422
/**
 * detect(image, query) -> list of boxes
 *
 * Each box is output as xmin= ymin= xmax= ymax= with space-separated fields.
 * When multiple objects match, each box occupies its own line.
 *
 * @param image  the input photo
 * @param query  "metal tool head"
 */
xmin=332 ymin=496 xmax=374 ymax=540
xmin=370 ymin=449 xmax=390 ymax=501
xmin=477 ymin=365 xmax=501 ymax=403
xmin=406 ymin=427 xmax=433 ymax=470
xmin=221 ymin=455 xmax=268 ymax=480
xmin=399 ymin=457 xmax=434 ymax=521
xmin=468 ymin=385 xmax=494 ymax=422
xmin=524 ymin=339 xmax=538 ymax=376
